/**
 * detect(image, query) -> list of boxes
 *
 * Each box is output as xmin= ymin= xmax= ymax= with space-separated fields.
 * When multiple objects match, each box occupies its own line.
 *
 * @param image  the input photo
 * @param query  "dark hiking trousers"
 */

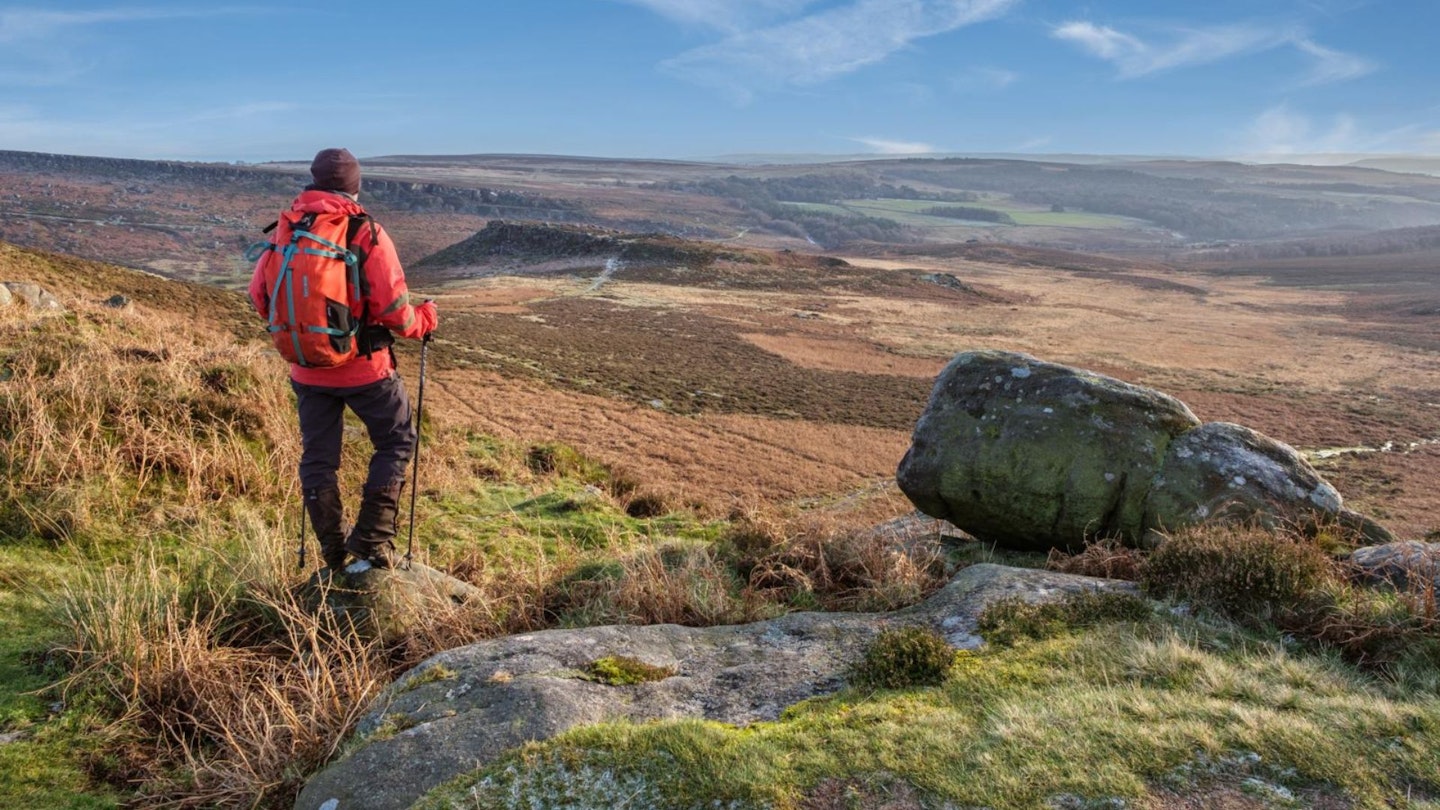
xmin=292 ymin=373 xmax=416 ymax=492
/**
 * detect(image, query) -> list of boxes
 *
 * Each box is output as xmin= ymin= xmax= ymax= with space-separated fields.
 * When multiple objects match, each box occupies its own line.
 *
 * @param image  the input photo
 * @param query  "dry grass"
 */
xmin=418 ymin=365 xmax=909 ymax=515
xmin=54 ymin=524 xmax=388 ymax=808
xmin=0 ymin=299 xmax=297 ymax=543
xmin=1047 ymin=539 xmax=1147 ymax=581
xmin=720 ymin=504 xmax=950 ymax=612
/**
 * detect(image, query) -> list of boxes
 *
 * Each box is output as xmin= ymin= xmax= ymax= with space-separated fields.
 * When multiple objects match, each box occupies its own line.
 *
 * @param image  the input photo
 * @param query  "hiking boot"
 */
xmin=344 ymin=482 xmax=404 ymax=569
xmin=304 ymin=486 xmax=348 ymax=570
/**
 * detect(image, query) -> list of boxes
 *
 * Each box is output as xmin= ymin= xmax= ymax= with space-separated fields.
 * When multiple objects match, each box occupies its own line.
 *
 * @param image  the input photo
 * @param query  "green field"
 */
xmin=780 ymin=198 xmax=1141 ymax=231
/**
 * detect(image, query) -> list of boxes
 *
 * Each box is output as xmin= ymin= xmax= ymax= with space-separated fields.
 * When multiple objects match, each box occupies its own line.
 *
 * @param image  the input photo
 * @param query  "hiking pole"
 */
xmin=297 ymin=490 xmax=308 ymax=571
xmin=405 ymin=332 xmax=432 ymax=567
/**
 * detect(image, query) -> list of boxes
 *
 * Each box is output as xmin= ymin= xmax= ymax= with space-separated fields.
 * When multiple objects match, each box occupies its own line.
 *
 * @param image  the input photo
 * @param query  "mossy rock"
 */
xmin=898 ymin=350 xmax=1200 ymax=552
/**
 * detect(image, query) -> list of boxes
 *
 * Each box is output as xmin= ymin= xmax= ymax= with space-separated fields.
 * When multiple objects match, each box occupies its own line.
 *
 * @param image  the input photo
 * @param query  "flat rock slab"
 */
xmin=1348 ymin=541 xmax=1440 ymax=591
xmin=295 ymin=564 xmax=1136 ymax=810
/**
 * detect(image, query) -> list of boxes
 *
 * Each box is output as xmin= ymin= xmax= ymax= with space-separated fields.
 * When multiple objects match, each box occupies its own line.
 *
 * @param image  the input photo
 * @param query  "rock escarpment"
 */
xmin=897 ymin=350 xmax=1392 ymax=551
xmin=295 ymin=565 xmax=1135 ymax=810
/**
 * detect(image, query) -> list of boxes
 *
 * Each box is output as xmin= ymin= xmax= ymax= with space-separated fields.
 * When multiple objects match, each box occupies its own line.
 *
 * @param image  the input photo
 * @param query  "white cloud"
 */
xmin=656 ymin=0 xmax=1018 ymax=101
xmin=1052 ymin=22 xmax=1145 ymax=62
xmin=0 ymin=6 xmax=261 ymax=85
xmin=613 ymin=0 xmax=820 ymax=32
xmin=1238 ymin=104 xmax=1435 ymax=158
xmin=851 ymin=136 xmax=937 ymax=154
xmin=1012 ymin=136 xmax=1051 ymax=151
xmin=1052 ymin=19 xmax=1374 ymax=85
xmin=0 ymin=7 xmax=257 ymax=43
xmin=1293 ymin=38 xmax=1376 ymax=85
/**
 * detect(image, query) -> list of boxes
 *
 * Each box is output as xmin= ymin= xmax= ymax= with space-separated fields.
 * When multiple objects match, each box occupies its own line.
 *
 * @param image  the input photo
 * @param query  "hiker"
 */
xmin=247 ymin=147 xmax=437 ymax=571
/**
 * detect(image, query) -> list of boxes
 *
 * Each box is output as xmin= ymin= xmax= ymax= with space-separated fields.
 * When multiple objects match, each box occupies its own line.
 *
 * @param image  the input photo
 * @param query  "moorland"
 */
xmin=0 ymin=149 xmax=1437 ymax=808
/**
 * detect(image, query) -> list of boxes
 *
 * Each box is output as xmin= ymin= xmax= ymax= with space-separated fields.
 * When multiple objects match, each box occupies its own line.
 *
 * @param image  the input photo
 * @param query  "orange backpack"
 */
xmin=248 ymin=210 xmax=375 ymax=367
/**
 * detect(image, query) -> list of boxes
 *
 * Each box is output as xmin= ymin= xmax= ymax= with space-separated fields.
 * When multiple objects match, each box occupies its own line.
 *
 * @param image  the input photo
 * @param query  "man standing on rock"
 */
xmin=247 ymin=147 xmax=438 ymax=571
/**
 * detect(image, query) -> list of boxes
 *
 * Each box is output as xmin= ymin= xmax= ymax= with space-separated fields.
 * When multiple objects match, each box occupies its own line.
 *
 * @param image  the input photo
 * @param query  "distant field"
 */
xmin=780 ymin=197 xmax=1141 ymax=231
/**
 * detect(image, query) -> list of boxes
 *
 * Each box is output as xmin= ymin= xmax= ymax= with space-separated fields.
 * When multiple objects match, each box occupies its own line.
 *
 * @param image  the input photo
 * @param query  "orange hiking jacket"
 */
xmin=248 ymin=190 xmax=435 ymax=388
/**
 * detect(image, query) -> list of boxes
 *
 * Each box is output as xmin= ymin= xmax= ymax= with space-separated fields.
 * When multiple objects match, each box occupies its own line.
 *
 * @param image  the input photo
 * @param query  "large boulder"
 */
xmin=295 ymin=565 xmax=1136 ymax=810
xmin=898 ymin=350 xmax=1391 ymax=551
xmin=897 ymin=350 xmax=1200 ymax=551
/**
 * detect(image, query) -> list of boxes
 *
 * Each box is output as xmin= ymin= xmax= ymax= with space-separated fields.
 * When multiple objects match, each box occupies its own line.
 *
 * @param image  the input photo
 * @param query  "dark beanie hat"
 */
xmin=310 ymin=147 xmax=361 ymax=195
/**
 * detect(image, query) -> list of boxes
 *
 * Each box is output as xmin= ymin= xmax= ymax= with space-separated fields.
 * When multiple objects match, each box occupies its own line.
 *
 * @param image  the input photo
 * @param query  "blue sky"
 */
xmin=0 ymin=0 xmax=1434 ymax=162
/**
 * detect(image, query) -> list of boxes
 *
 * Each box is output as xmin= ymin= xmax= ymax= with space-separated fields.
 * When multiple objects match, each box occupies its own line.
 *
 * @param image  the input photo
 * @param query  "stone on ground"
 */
xmin=1 ymin=281 xmax=63 ymax=310
xmin=294 ymin=564 xmax=1136 ymax=810
xmin=1348 ymin=541 xmax=1440 ymax=591
xmin=304 ymin=562 xmax=482 ymax=644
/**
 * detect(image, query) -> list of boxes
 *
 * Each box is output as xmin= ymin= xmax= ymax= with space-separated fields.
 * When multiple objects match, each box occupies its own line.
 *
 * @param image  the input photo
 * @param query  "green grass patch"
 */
xmin=414 ymin=616 xmax=1440 ymax=810
xmin=0 ymin=552 xmax=120 ymax=809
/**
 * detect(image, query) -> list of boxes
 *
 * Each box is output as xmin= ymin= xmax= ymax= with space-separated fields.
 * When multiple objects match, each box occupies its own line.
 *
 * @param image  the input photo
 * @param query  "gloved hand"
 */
xmin=416 ymin=299 xmax=438 ymax=337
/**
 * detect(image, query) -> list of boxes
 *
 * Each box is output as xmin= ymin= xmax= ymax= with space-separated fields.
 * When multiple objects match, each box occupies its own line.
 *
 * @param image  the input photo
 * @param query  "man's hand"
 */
xmin=416 ymin=299 xmax=438 ymax=337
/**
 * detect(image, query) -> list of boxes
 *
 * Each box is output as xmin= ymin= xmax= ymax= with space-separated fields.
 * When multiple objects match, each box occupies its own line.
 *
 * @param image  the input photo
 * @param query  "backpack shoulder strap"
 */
xmin=346 ymin=214 xmax=377 ymax=296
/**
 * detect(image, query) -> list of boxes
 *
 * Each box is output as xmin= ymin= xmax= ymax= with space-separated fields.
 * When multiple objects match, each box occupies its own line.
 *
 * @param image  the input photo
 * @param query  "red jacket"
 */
xmin=248 ymin=190 xmax=436 ymax=388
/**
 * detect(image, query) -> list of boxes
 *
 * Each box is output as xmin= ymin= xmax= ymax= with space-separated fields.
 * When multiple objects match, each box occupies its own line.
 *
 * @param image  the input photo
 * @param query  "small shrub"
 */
xmin=1142 ymin=526 xmax=1336 ymax=625
xmin=852 ymin=626 xmax=954 ymax=690
xmin=1048 ymin=539 xmax=1145 ymax=581
xmin=977 ymin=590 xmax=1153 ymax=647
xmin=584 ymin=656 xmax=676 ymax=686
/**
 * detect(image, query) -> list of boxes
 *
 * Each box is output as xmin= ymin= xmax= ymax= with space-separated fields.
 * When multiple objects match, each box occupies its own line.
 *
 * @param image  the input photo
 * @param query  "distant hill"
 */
xmin=415 ymin=220 xmax=745 ymax=273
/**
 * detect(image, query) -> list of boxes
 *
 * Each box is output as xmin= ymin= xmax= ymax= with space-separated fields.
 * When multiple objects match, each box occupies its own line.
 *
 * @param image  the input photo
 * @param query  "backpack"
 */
xmin=246 ymin=210 xmax=378 ymax=367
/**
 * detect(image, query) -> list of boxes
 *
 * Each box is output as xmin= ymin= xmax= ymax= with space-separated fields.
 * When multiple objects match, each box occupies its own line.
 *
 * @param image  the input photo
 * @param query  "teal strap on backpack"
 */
xmin=243 ymin=241 xmax=275 ymax=262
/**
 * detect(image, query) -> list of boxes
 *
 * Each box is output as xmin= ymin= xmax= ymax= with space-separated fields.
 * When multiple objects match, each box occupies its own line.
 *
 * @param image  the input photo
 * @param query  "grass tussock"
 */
xmin=1049 ymin=524 xmax=1440 ymax=686
xmin=720 ymin=506 xmax=951 ymax=613
xmin=49 ymin=511 xmax=540 ymax=809
xmin=851 ymin=626 xmax=955 ymax=690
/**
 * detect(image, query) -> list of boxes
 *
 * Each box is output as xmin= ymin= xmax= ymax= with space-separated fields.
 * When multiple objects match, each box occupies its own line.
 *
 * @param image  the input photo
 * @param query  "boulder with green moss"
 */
xmin=897 ymin=350 xmax=1200 ymax=551
xmin=293 ymin=564 xmax=1136 ymax=810
xmin=899 ymin=351 xmax=1392 ymax=551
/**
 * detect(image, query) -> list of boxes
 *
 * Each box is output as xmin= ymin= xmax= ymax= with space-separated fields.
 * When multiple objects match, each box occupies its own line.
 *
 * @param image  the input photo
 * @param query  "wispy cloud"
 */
xmin=650 ymin=0 xmax=1018 ymax=102
xmin=1292 ymin=38 xmax=1376 ymax=85
xmin=0 ymin=6 xmax=261 ymax=84
xmin=1238 ymin=104 xmax=1434 ymax=158
xmin=1052 ymin=19 xmax=1375 ymax=85
xmin=0 ymin=6 xmax=257 ymax=43
xmin=851 ymin=136 xmax=937 ymax=154
xmin=612 ymin=0 xmax=820 ymax=32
